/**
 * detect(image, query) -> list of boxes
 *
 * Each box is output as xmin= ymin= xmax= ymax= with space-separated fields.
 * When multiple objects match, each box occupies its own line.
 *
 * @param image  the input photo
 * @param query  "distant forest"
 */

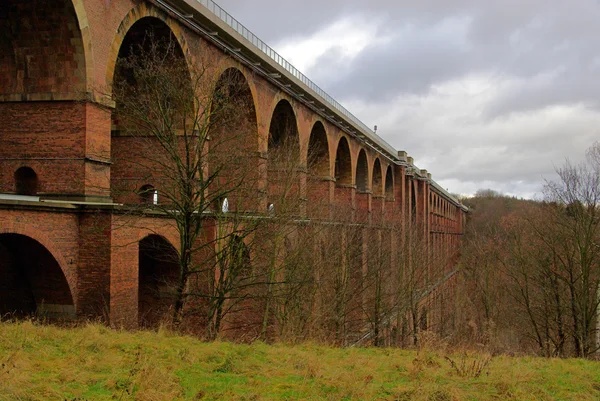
xmin=456 ymin=143 xmax=600 ymax=358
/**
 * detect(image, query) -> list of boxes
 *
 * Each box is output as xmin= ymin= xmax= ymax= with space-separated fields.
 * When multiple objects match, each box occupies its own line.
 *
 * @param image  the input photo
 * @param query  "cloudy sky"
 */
xmin=217 ymin=0 xmax=600 ymax=198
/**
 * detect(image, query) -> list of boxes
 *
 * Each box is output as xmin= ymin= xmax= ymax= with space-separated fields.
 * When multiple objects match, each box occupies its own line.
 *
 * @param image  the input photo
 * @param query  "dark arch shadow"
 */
xmin=110 ymin=16 xmax=192 ymax=204
xmin=306 ymin=122 xmax=330 ymax=218
xmin=307 ymin=122 xmax=330 ymax=178
xmin=210 ymin=67 xmax=259 ymax=212
xmin=14 ymin=166 xmax=38 ymax=196
xmin=138 ymin=234 xmax=180 ymax=328
xmin=372 ymin=159 xmax=383 ymax=196
xmin=267 ymin=99 xmax=301 ymax=213
xmin=335 ymin=137 xmax=352 ymax=186
xmin=356 ymin=150 xmax=368 ymax=192
xmin=385 ymin=165 xmax=394 ymax=200
xmin=0 ymin=234 xmax=74 ymax=319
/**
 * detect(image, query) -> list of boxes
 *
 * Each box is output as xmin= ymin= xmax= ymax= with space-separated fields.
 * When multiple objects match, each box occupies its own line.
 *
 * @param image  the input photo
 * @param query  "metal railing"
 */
xmin=193 ymin=0 xmax=398 ymax=156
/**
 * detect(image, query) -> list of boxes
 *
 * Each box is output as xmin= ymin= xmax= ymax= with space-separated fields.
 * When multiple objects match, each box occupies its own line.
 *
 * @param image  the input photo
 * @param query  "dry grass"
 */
xmin=1 ymin=320 xmax=599 ymax=400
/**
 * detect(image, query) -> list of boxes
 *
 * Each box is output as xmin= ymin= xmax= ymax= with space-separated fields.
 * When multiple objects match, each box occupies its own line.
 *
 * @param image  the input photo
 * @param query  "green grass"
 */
xmin=1 ymin=321 xmax=599 ymax=400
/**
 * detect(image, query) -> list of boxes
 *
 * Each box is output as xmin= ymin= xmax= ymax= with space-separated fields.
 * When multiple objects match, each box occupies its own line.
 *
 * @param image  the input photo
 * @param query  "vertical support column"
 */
xmin=85 ymin=101 xmax=112 ymax=199
xmin=299 ymin=167 xmax=307 ymax=217
xmin=110 ymin=223 xmax=139 ymax=329
xmin=78 ymin=212 xmax=111 ymax=319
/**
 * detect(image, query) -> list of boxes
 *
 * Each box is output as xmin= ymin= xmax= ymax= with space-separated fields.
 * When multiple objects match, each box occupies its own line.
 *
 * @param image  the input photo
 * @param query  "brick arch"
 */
xmin=266 ymin=98 xmax=301 ymax=212
xmin=0 ymin=0 xmax=90 ymax=98
xmin=212 ymin=67 xmax=259 ymax=145
xmin=105 ymin=3 xmax=193 ymax=91
xmin=134 ymin=228 xmax=180 ymax=256
xmin=138 ymin=233 xmax=180 ymax=327
xmin=71 ymin=0 xmax=95 ymax=93
xmin=209 ymin=66 xmax=260 ymax=212
xmin=0 ymin=223 xmax=76 ymax=305
xmin=334 ymin=136 xmax=353 ymax=186
xmin=372 ymin=158 xmax=383 ymax=196
xmin=267 ymin=98 xmax=300 ymax=149
xmin=384 ymin=164 xmax=394 ymax=199
xmin=306 ymin=120 xmax=330 ymax=178
xmin=211 ymin=62 xmax=260 ymax=132
xmin=356 ymin=149 xmax=369 ymax=192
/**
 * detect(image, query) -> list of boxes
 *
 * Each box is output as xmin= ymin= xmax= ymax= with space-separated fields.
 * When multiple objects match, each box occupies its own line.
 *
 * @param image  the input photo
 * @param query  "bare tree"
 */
xmin=111 ymin=33 xmax=261 ymax=330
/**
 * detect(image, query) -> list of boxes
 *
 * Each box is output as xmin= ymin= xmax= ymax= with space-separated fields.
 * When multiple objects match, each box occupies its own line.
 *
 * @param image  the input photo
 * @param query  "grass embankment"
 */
xmin=0 ymin=321 xmax=599 ymax=401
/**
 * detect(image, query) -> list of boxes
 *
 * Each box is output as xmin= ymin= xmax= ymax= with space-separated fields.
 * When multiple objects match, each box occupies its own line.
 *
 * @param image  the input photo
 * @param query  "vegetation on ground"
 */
xmin=1 ymin=321 xmax=599 ymax=401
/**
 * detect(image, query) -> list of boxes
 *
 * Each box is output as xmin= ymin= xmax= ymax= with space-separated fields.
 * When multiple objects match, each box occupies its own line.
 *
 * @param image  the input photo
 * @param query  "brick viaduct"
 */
xmin=0 ymin=0 xmax=467 ymax=335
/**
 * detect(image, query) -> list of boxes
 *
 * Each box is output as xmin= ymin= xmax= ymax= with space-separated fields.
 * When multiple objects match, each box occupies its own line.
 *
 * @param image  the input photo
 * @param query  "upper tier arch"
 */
xmin=106 ymin=3 xmax=192 ymax=94
xmin=0 ymin=0 xmax=92 ymax=99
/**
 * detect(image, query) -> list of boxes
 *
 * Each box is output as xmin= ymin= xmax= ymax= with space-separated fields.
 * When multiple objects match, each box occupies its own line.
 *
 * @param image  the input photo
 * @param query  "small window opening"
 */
xmin=139 ymin=185 xmax=158 ymax=205
xmin=221 ymin=197 xmax=229 ymax=213
xmin=14 ymin=167 xmax=38 ymax=195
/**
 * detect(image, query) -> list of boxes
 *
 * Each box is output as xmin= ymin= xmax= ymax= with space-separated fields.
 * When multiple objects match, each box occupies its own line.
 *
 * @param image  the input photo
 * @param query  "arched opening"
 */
xmin=372 ymin=159 xmax=383 ymax=196
xmin=334 ymin=137 xmax=352 ymax=186
xmin=333 ymin=137 xmax=353 ymax=214
xmin=14 ymin=167 xmax=38 ymax=196
xmin=110 ymin=16 xmax=191 ymax=205
xmin=355 ymin=150 xmax=368 ymax=192
xmin=267 ymin=99 xmax=300 ymax=214
xmin=371 ymin=159 xmax=383 ymax=221
xmin=138 ymin=235 xmax=179 ymax=328
xmin=210 ymin=68 xmax=258 ymax=212
xmin=228 ymin=235 xmax=251 ymax=276
xmin=0 ymin=234 xmax=74 ymax=318
xmin=0 ymin=0 xmax=87 ymax=96
xmin=269 ymin=100 xmax=299 ymax=151
xmin=307 ymin=122 xmax=330 ymax=218
xmin=411 ymin=183 xmax=418 ymax=223
xmin=307 ymin=122 xmax=330 ymax=178
xmin=385 ymin=166 xmax=394 ymax=200
xmin=355 ymin=150 xmax=369 ymax=221
xmin=138 ymin=184 xmax=158 ymax=205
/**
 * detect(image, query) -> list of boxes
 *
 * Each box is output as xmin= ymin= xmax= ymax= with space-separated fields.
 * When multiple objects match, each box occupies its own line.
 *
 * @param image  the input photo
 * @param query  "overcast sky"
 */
xmin=216 ymin=0 xmax=600 ymax=198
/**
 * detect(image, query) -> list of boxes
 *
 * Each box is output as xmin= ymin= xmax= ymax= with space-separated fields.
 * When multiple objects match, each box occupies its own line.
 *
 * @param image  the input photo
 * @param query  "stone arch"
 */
xmin=334 ymin=137 xmax=352 ymax=186
xmin=106 ymin=3 xmax=192 ymax=92
xmin=307 ymin=121 xmax=330 ymax=178
xmin=0 ymin=231 xmax=75 ymax=318
xmin=385 ymin=165 xmax=394 ymax=199
xmin=138 ymin=234 xmax=180 ymax=327
xmin=0 ymin=0 xmax=91 ymax=97
xmin=355 ymin=149 xmax=369 ymax=192
xmin=372 ymin=158 xmax=383 ymax=196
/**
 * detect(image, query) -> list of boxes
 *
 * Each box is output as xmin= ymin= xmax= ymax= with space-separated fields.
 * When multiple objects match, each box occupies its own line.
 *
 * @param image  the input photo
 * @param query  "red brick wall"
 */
xmin=0 ymin=102 xmax=86 ymax=195
xmin=77 ymin=212 xmax=112 ymax=318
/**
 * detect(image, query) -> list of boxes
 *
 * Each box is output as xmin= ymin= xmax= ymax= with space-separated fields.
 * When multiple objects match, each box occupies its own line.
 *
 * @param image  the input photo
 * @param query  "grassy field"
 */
xmin=1 ymin=321 xmax=599 ymax=400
